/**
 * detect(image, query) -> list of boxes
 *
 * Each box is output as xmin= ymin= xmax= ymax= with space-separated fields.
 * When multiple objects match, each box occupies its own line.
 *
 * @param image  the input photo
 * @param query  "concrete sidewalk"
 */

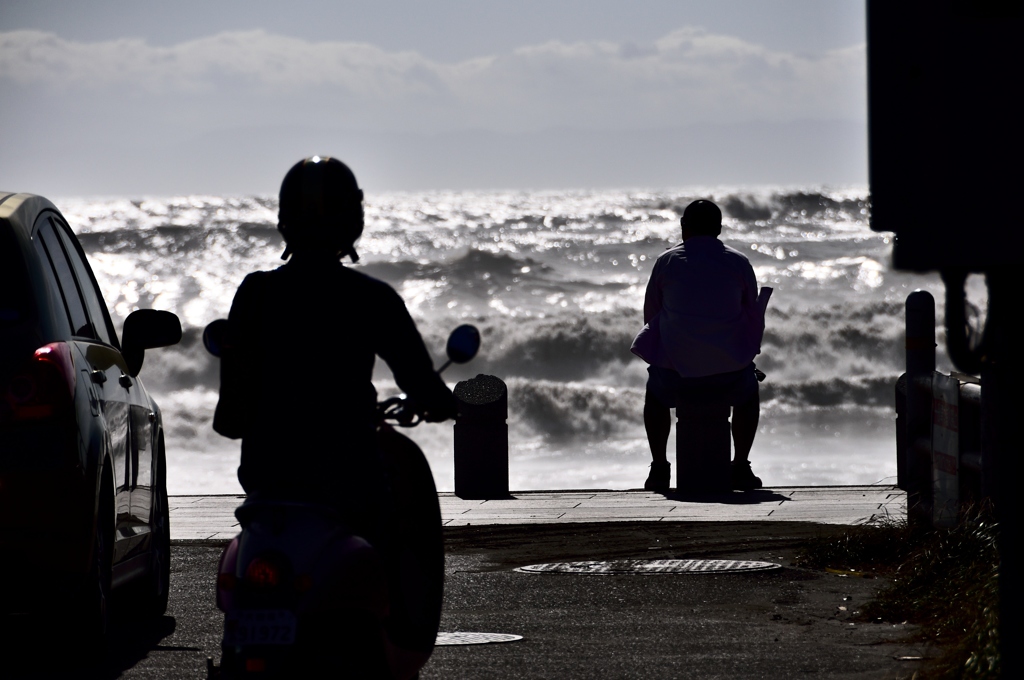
xmin=169 ymin=485 xmax=904 ymax=542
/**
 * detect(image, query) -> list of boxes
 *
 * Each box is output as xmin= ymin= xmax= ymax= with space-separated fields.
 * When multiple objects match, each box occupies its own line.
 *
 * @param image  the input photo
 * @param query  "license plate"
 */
xmin=225 ymin=609 xmax=298 ymax=646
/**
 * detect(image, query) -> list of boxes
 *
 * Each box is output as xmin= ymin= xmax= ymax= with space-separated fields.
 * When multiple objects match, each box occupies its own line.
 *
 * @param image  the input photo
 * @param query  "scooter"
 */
xmin=203 ymin=323 xmax=481 ymax=679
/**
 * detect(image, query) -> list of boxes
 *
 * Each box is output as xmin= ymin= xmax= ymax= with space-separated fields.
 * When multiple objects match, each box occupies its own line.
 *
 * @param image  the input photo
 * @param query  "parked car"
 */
xmin=0 ymin=192 xmax=181 ymax=645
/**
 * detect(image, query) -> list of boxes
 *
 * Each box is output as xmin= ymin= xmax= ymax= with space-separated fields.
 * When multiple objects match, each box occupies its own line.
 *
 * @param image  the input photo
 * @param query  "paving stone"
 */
xmin=169 ymin=486 xmax=905 ymax=541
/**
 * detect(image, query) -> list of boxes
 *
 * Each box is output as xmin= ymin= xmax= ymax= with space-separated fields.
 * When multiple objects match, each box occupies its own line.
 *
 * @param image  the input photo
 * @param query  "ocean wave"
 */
xmin=361 ymin=248 xmax=551 ymax=289
xmin=49 ymin=188 xmax=921 ymax=490
xmin=76 ymin=223 xmax=282 ymax=258
xmin=61 ymin=195 xmax=277 ymax=234
xmin=64 ymin=186 xmax=903 ymax=432
xmin=148 ymin=371 xmax=901 ymax=459
xmin=507 ymin=379 xmax=644 ymax=441
xmin=758 ymin=301 xmax=907 ymax=378
xmin=457 ymin=310 xmax=640 ymax=382
xmin=423 ymin=300 xmax=907 ymax=383
xmin=67 ymin=187 xmax=869 ymax=240
xmin=68 ymin=188 xmax=878 ymax=325
xmin=717 ymin=192 xmax=869 ymax=233
xmin=629 ymin=188 xmax=869 ymax=227
xmin=138 ymin=326 xmax=219 ymax=394
xmin=761 ymin=374 xmax=898 ymax=410
xmin=501 ymin=373 xmax=898 ymax=444
xmin=144 ymin=297 xmax=913 ymax=397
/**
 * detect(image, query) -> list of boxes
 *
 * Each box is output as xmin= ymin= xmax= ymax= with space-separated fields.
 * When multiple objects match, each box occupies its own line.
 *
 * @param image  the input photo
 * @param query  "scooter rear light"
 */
xmin=244 ymin=556 xmax=285 ymax=588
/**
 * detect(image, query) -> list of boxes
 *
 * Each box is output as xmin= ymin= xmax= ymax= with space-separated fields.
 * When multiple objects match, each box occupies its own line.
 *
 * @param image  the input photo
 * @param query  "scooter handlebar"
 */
xmin=377 ymin=395 xmax=421 ymax=427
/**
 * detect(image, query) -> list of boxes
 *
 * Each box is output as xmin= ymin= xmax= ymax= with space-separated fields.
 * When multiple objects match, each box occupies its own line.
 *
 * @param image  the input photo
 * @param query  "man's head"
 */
xmin=278 ymin=156 xmax=364 ymax=261
xmin=680 ymin=200 xmax=722 ymax=238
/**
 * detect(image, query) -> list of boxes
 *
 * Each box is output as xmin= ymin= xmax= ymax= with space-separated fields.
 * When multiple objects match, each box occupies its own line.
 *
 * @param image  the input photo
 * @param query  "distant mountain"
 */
xmin=5 ymin=120 xmax=865 ymax=196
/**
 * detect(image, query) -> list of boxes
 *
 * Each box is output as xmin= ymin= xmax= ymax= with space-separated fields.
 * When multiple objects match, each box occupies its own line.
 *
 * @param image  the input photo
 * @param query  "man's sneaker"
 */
xmin=731 ymin=460 xmax=763 ymax=490
xmin=644 ymin=461 xmax=671 ymax=492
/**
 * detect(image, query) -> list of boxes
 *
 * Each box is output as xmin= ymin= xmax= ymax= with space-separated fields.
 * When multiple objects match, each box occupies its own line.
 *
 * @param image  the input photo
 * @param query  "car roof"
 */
xmin=0 ymin=192 xmax=61 ymax=242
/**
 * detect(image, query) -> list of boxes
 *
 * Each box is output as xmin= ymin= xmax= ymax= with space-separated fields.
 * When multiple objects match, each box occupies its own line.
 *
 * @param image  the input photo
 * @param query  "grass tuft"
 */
xmin=797 ymin=506 xmax=1000 ymax=679
xmin=797 ymin=514 xmax=915 ymax=575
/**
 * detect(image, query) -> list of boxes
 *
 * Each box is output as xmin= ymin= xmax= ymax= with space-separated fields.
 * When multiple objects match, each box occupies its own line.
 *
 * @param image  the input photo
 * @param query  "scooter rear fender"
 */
xmin=296 ymin=533 xmax=390 ymax=619
xmin=234 ymin=502 xmax=350 ymax=577
xmin=224 ymin=505 xmax=390 ymax=620
xmin=216 ymin=534 xmax=241 ymax=612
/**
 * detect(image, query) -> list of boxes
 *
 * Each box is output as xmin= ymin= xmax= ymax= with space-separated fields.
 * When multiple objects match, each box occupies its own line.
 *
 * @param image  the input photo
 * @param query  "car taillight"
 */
xmin=5 ymin=342 xmax=76 ymax=422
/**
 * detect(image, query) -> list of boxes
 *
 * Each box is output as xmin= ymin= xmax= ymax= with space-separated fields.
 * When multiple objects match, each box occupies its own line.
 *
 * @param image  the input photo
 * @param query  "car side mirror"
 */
xmin=121 ymin=309 xmax=182 ymax=377
xmin=446 ymin=324 xmax=481 ymax=365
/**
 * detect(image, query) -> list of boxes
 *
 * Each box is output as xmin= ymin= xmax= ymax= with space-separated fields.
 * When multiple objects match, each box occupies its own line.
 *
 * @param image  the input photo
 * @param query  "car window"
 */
xmin=30 ymin=234 xmax=72 ymax=336
xmin=35 ymin=219 xmax=97 ymax=340
xmin=54 ymin=219 xmax=119 ymax=347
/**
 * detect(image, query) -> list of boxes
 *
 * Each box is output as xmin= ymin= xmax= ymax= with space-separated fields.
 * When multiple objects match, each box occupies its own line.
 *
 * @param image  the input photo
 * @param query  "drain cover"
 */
xmin=516 ymin=559 xmax=781 ymax=574
xmin=435 ymin=632 xmax=523 ymax=646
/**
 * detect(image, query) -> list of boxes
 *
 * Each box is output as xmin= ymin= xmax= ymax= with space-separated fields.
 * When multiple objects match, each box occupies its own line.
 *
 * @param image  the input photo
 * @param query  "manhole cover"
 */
xmin=516 ymin=559 xmax=781 ymax=574
xmin=435 ymin=632 xmax=523 ymax=646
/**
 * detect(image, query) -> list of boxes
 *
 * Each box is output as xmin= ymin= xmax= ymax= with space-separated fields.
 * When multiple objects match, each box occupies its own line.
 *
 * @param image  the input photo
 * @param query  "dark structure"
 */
xmin=896 ymin=291 xmax=984 ymax=520
xmin=868 ymin=2 xmax=1022 ymax=673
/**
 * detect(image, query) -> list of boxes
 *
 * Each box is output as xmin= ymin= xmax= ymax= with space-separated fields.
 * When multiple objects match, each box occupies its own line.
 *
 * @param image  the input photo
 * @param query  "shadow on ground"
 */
xmin=661 ymin=489 xmax=790 ymax=504
xmin=2 ymin=600 xmax=183 ymax=678
xmin=444 ymin=520 xmax=831 ymax=572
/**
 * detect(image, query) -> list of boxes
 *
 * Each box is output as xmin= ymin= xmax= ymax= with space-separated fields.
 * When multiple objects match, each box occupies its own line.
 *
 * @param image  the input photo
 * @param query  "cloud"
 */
xmin=0 ymin=27 xmax=865 ymax=132
xmin=0 ymin=29 xmax=432 ymax=95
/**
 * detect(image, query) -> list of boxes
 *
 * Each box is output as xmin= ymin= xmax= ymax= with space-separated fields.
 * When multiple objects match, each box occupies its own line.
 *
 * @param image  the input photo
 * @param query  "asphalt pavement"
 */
xmin=5 ymin=487 xmax=925 ymax=679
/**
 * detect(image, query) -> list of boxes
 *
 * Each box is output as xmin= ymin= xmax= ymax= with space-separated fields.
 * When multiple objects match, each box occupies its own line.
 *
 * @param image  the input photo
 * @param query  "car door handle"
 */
xmin=90 ymin=370 xmax=107 ymax=384
xmin=119 ymin=374 xmax=133 ymax=388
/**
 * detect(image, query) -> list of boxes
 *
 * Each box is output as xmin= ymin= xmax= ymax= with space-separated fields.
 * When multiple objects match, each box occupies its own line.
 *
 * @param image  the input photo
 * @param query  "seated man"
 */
xmin=213 ymin=155 xmax=456 ymax=530
xmin=631 ymin=200 xmax=765 ymax=491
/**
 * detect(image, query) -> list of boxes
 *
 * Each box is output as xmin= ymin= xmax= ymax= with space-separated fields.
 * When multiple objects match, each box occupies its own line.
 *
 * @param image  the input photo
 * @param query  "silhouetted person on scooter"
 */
xmin=213 ymin=155 xmax=456 ymax=530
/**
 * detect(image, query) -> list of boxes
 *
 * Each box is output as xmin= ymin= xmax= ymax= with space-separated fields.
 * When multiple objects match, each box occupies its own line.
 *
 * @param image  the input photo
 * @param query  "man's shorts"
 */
xmin=646 ymin=364 xmax=758 ymax=409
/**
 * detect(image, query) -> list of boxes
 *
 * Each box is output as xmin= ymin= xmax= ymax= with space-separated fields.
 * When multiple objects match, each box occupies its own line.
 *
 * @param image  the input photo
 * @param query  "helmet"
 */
xmin=681 ymin=199 xmax=722 ymax=236
xmin=278 ymin=156 xmax=364 ymax=261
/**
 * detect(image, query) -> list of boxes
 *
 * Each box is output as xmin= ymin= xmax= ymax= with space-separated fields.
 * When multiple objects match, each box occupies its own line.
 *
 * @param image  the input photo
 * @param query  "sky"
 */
xmin=0 ymin=0 xmax=867 ymax=196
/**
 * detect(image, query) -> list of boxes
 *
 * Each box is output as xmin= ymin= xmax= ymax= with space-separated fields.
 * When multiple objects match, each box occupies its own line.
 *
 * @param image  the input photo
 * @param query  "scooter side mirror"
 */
xmin=446 ymin=324 xmax=480 ymax=365
xmin=203 ymin=319 xmax=231 ymax=358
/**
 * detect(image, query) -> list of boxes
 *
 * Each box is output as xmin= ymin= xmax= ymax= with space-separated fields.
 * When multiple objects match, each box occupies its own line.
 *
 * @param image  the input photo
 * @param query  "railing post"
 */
xmin=905 ymin=290 xmax=936 ymax=526
xmin=453 ymin=374 xmax=509 ymax=499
